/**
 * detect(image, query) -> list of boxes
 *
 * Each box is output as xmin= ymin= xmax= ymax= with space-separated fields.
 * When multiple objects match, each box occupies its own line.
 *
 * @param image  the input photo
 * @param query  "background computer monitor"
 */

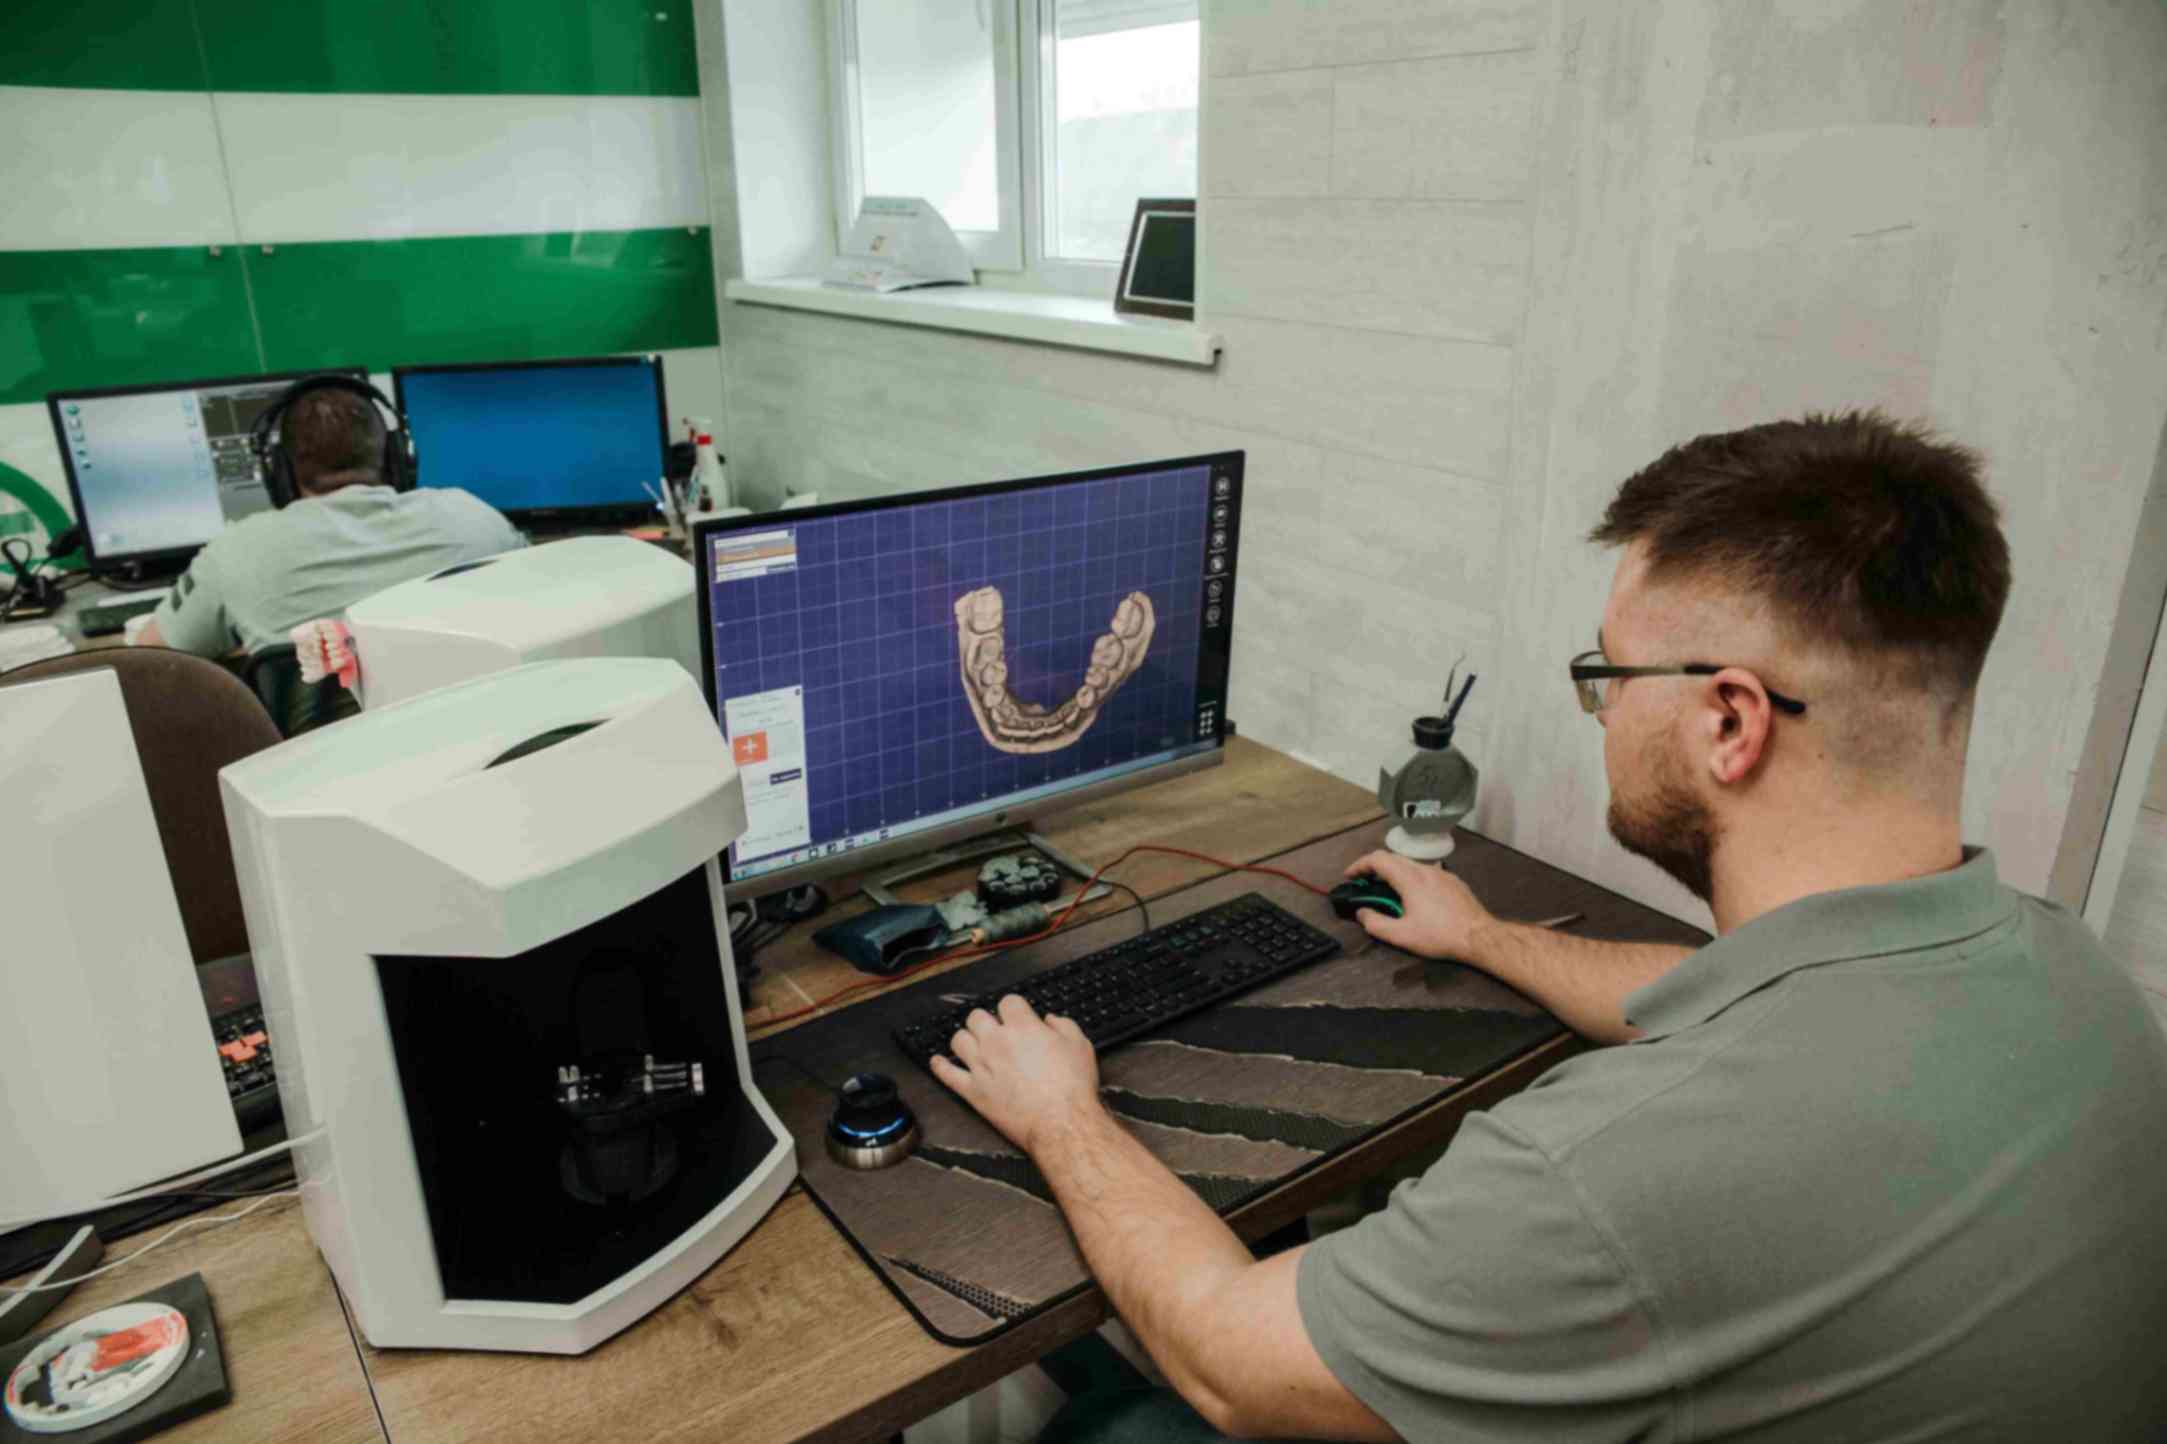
xmin=47 ymin=368 xmax=368 ymax=574
xmin=393 ymin=355 xmax=667 ymax=526
xmin=695 ymin=452 xmax=1242 ymax=894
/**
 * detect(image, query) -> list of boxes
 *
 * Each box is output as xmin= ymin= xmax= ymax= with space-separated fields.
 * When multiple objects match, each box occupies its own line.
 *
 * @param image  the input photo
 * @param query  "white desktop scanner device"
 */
xmin=219 ymin=657 xmax=794 ymax=1353
xmin=345 ymin=535 xmax=696 ymax=710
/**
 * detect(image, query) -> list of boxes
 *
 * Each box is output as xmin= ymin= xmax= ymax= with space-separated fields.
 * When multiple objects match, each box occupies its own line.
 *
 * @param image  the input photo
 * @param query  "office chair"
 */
xmin=243 ymin=643 xmax=359 ymax=739
xmin=0 ymin=646 xmax=282 ymax=964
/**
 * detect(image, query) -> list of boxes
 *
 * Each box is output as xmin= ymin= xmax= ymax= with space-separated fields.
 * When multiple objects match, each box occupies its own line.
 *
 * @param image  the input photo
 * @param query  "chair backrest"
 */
xmin=243 ymin=643 xmax=359 ymax=739
xmin=0 ymin=646 xmax=282 ymax=964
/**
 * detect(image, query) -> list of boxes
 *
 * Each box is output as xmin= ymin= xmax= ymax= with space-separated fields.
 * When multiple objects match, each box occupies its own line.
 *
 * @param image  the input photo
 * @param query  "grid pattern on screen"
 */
xmin=710 ymin=466 xmax=1210 ymax=863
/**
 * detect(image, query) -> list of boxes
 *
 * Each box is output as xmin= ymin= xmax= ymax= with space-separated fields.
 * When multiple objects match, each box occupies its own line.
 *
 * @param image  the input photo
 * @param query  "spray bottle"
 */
xmin=684 ymin=417 xmax=728 ymax=513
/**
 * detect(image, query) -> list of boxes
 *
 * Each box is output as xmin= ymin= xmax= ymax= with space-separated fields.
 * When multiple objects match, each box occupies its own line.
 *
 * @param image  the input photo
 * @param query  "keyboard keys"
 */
xmin=893 ymin=892 xmax=1338 ymax=1071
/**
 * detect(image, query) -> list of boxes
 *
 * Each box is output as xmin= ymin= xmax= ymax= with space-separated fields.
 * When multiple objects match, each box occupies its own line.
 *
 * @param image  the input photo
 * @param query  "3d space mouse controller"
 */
xmin=826 ymin=1072 xmax=921 ymax=1170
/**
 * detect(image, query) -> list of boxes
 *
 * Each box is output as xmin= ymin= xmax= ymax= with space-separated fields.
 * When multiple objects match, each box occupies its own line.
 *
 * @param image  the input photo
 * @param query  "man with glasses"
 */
xmin=933 ymin=411 xmax=2167 ymax=1441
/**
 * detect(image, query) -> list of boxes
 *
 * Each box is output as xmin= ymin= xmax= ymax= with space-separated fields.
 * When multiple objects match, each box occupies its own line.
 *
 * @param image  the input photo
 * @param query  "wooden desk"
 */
xmin=3 ymin=1200 xmax=384 ymax=1444
xmin=356 ymin=738 xmax=1390 ymax=1444
xmin=7 ymin=740 xmax=1701 ymax=1444
xmin=0 ymin=574 xmax=147 ymax=660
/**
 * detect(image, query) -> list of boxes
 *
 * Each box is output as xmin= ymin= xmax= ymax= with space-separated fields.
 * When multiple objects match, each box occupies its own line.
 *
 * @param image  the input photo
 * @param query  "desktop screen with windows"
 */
xmin=50 ymin=370 xmax=366 ymax=564
xmin=393 ymin=357 xmax=666 ymax=516
xmin=701 ymin=456 xmax=1239 ymax=882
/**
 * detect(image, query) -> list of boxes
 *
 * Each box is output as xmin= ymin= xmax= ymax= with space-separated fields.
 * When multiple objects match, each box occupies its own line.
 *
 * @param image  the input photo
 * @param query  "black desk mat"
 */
xmin=750 ymin=824 xmax=1708 ymax=1344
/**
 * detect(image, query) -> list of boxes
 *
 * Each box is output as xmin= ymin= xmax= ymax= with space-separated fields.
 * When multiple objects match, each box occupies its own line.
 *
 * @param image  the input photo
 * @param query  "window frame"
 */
xmin=825 ymin=0 xmax=1195 ymax=302
xmin=826 ymin=0 xmax=1026 ymax=274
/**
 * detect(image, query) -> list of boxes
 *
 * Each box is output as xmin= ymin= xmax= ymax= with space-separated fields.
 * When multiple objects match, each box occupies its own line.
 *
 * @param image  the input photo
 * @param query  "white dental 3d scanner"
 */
xmin=220 ymin=657 xmax=793 ymax=1353
xmin=345 ymin=534 xmax=696 ymax=709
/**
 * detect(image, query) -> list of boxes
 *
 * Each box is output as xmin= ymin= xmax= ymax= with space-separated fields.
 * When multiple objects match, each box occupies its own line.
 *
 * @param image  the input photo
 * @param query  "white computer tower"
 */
xmin=345 ymin=534 xmax=696 ymax=709
xmin=220 ymin=658 xmax=794 ymax=1353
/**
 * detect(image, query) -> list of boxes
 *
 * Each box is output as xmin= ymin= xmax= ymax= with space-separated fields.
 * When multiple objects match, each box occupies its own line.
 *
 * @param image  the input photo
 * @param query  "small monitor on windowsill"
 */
xmin=1115 ymin=199 xmax=1196 ymax=322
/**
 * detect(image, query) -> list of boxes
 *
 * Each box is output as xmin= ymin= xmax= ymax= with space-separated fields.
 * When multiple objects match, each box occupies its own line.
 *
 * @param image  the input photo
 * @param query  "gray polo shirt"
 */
xmin=1298 ymin=850 xmax=2167 ymax=1441
xmin=152 ymin=485 xmax=523 ymax=657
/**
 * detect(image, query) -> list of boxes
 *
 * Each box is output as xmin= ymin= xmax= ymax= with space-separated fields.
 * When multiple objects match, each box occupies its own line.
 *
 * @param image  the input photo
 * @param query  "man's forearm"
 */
xmin=1462 ymin=920 xmax=1692 ymax=1044
xmin=1030 ymin=1101 xmax=1256 ymax=1418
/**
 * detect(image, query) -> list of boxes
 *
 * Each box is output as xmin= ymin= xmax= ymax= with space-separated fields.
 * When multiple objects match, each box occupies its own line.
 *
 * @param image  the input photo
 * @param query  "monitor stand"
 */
xmin=858 ymin=827 xmax=1110 ymax=912
xmin=94 ymin=555 xmax=189 ymax=590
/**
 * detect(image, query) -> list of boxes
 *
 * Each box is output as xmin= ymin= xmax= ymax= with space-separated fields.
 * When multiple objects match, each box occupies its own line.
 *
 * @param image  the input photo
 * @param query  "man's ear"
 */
xmin=1702 ymin=669 xmax=1775 ymax=786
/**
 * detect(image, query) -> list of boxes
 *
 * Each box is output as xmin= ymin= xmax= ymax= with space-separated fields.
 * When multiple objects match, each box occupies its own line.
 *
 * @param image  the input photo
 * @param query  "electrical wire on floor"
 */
xmin=753 ymin=844 xmax=1325 ymax=1029
xmin=0 ymin=1192 xmax=301 ymax=1296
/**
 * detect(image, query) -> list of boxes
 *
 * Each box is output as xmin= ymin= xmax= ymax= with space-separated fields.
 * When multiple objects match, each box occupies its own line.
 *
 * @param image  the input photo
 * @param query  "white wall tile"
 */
xmin=1330 ymin=0 xmax=1545 ymax=68
xmin=1331 ymin=50 xmax=1542 ymax=201
xmin=217 ymin=93 xmax=708 ymax=243
xmin=1205 ymin=315 xmax=1515 ymax=479
xmin=0 ymin=87 xmax=235 ymax=252
xmin=1204 ymin=1 xmax=1335 ymax=80
xmin=1310 ymin=452 xmax=1505 ymax=610
xmin=1206 ymin=197 xmax=1527 ymax=344
xmin=1204 ymin=71 xmax=1335 ymax=198
xmin=1208 ymin=0 xmax=1541 ymax=77
xmin=1699 ymin=0 xmax=2006 ymax=140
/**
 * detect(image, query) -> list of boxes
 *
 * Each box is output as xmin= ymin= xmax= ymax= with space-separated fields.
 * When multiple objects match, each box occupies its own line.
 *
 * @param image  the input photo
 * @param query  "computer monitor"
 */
xmin=694 ymin=452 xmax=1241 ymax=893
xmin=47 ymin=368 xmax=368 ymax=575
xmin=392 ymin=355 xmax=668 ymax=526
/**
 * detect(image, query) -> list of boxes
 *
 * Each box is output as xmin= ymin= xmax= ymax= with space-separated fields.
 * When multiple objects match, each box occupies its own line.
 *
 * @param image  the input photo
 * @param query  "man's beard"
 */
xmin=1606 ymin=735 xmax=1719 ymax=903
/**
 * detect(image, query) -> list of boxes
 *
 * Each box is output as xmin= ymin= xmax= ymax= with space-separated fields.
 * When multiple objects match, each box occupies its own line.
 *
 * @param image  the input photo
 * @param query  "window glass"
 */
xmin=1048 ymin=2 xmax=1199 ymax=263
xmin=854 ymin=1 xmax=1003 ymax=233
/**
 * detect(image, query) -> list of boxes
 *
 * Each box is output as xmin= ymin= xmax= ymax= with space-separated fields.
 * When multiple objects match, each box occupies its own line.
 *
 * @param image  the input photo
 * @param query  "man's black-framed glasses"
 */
xmin=1569 ymin=650 xmax=1807 ymax=717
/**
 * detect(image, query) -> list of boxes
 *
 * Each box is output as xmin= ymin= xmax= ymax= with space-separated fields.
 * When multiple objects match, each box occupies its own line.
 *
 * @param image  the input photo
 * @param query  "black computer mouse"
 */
xmin=825 ymin=1072 xmax=921 ymax=1170
xmin=1328 ymin=874 xmax=1405 ymax=922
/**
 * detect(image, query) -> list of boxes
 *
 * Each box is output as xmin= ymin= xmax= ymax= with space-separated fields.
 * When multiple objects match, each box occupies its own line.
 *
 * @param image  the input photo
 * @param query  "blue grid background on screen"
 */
xmin=709 ymin=466 xmax=1210 ymax=859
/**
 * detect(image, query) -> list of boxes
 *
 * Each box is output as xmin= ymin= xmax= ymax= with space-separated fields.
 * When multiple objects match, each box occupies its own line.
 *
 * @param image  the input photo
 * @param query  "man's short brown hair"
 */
xmin=1590 ymin=410 xmax=2010 ymax=698
xmin=286 ymin=387 xmax=385 ymax=491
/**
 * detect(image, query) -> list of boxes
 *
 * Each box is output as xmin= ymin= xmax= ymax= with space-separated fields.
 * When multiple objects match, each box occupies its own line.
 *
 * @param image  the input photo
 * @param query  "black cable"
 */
xmin=750 ymin=1051 xmax=840 ymax=1094
xmin=0 ymin=1158 xmax=299 ymax=1281
xmin=1106 ymin=880 xmax=1151 ymax=938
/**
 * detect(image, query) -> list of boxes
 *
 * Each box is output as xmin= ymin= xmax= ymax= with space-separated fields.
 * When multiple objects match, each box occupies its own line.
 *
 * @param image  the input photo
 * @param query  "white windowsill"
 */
xmin=723 ymin=277 xmax=1221 ymax=367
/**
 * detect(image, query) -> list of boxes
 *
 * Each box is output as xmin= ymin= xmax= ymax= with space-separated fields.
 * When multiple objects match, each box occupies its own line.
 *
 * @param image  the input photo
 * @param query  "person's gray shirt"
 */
xmin=152 ymin=485 xmax=524 ymax=657
xmin=1298 ymin=849 xmax=2167 ymax=1440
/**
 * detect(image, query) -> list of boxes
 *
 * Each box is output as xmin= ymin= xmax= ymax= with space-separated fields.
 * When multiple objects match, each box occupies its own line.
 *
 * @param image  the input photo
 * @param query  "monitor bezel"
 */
xmin=390 ymin=353 xmax=670 ymax=530
xmin=46 ymin=367 xmax=369 ymax=573
xmin=692 ymin=451 xmax=1244 ymax=899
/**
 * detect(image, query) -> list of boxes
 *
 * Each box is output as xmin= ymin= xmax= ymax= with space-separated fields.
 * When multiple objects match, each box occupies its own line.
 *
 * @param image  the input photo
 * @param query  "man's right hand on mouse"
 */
xmin=1343 ymin=850 xmax=1495 ymax=959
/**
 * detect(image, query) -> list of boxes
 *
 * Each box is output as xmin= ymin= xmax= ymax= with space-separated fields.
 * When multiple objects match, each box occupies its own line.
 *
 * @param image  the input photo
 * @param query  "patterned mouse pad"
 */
xmin=750 ymin=826 xmax=1706 ymax=1344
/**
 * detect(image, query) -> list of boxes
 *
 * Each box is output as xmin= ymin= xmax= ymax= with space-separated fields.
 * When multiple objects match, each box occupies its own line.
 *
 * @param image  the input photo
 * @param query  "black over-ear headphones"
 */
xmin=249 ymin=375 xmax=418 ymax=509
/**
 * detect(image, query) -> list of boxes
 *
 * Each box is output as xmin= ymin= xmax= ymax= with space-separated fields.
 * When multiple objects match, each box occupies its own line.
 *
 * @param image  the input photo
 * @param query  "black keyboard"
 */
xmin=212 ymin=1001 xmax=281 ymax=1132
xmin=79 ymin=596 xmax=164 ymax=636
xmin=894 ymin=892 xmax=1340 ymax=1071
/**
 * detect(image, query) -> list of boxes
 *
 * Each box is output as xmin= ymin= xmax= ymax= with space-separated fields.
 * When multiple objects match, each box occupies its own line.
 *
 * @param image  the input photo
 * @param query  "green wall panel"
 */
xmin=0 ymin=0 xmax=208 ymax=91
xmin=3 ymin=0 xmax=693 ymax=96
xmin=247 ymin=229 xmax=718 ymax=374
xmin=200 ymin=0 xmax=698 ymax=97
xmin=0 ymin=247 xmax=260 ymax=406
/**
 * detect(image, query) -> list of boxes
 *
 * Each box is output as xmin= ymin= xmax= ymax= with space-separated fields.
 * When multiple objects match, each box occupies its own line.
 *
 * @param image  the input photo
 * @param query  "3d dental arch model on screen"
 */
xmin=953 ymin=586 xmax=1156 ymax=754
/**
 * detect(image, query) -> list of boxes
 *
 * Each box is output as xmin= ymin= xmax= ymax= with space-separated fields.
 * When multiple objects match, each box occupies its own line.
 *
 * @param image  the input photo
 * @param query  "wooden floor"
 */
xmin=2102 ymin=804 xmax=2167 ymax=1037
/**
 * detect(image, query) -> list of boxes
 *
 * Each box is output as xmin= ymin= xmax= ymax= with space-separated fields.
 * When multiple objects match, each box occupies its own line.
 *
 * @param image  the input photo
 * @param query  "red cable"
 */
xmin=751 ymin=844 xmax=1334 ymax=1030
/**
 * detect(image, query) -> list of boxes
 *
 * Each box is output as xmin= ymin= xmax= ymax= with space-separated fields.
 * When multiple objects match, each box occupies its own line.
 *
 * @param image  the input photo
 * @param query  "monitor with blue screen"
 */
xmin=392 ymin=356 xmax=667 ymax=523
xmin=694 ymin=453 xmax=1242 ymax=893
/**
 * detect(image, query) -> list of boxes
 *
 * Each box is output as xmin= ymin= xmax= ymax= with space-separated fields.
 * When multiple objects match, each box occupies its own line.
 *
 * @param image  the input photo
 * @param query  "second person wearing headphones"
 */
xmin=140 ymin=375 xmax=523 ymax=657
